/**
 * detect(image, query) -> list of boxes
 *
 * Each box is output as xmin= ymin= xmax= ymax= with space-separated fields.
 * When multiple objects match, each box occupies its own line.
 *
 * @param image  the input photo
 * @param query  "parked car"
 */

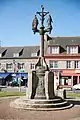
xmin=9 ymin=80 xmax=19 ymax=87
xmin=9 ymin=78 xmax=24 ymax=87
xmin=71 ymin=84 xmax=80 ymax=92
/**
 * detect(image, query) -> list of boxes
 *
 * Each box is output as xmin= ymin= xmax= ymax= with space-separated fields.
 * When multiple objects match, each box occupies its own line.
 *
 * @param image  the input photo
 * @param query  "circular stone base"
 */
xmin=10 ymin=96 xmax=73 ymax=111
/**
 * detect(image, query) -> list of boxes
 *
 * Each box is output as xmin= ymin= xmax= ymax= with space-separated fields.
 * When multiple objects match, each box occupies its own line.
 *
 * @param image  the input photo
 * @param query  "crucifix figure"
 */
xmin=32 ymin=15 xmax=39 ymax=34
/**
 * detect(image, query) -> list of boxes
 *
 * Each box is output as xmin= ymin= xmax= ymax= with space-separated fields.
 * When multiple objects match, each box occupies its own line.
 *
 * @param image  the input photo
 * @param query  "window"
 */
xmin=30 ymin=63 xmax=35 ymax=69
xmin=6 ymin=63 xmax=13 ymax=70
xmin=54 ymin=61 xmax=58 ymax=68
xmin=67 ymin=46 xmax=78 ymax=54
xmin=49 ymin=61 xmax=58 ymax=68
xmin=71 ymin=47 xmax=77 ymax=54
xmin=54 ymin=47 xmax=59 ymax=54
xmin=66 ymin=61 xmax=71 ymax=68
xmin=49 ymin=60 xmax=53 ymax=68
xmin=74 ymin=61 xmax=79 ymax=68
xmin=50 ymin=47 xmax=52 ymax=54
xmin=18 ymin=63 xmax=24 ymax=69
xmin=49 ymin=47 xmax=59 ymax=54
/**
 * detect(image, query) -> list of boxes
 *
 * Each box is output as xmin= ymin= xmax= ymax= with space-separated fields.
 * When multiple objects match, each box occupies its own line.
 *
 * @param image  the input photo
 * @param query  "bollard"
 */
xmin=63 ymin=89 xmax=66 ymax=99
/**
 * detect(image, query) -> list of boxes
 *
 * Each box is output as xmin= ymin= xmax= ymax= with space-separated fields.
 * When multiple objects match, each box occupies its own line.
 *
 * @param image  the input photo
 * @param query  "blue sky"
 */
xmin=0 ymin=0 xmax=80 ymax=46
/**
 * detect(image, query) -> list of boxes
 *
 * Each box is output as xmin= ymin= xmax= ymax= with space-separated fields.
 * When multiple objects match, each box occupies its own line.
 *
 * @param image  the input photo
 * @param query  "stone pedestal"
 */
xmin=45 ymin=71 xmax=54 ymax=99
xmin=34 ymin=66 xmax=46 ymax=99
xmin=27 ymin=69 xmax=55 ymax=100
xmin=27 ymin=71 xmax=33 ymax=99
xmin=27 ymin=70 xmax=37 ymax=99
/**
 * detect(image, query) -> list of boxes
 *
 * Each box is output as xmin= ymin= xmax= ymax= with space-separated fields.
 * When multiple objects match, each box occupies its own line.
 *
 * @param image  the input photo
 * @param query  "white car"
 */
xmin=72 ymin=84 xmax=80 ymax=91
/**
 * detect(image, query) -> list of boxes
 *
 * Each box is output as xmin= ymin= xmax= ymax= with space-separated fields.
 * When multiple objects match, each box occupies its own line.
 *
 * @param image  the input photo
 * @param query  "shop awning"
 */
xmin=61 ymin=73 xmax=80 ymax=76
xmin=14 ymin=73 xmax=28 ymax=79
xmin=0 ymin=73 xmax=11 ymax=79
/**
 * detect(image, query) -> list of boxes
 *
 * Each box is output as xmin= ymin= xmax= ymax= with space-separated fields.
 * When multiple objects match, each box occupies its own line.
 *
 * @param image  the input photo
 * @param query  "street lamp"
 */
xmin=32 ymin=5 xmax=53 ymax=68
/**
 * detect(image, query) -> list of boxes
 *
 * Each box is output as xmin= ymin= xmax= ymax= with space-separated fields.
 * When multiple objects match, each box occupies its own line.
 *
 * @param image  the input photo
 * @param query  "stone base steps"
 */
xmin=10 ymin=96 xmax=73 ymax=111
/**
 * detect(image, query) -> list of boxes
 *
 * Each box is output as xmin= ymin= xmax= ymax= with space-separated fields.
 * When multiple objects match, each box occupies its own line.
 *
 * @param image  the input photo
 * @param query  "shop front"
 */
xmin=0 ymin=72 xmax=28 ymax=86
xmin=0 ymin=72 xmax=11 ymax=85
xmin=10 ymin=72 xmax=28 ymax=86
xmin=60 ymin=70 xmax=80 ymax=87
xmin=60 ymin=76 xmax=72 ymax=86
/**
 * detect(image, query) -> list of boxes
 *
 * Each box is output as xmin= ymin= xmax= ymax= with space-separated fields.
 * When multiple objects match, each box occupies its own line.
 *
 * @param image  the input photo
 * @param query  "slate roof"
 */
xmin=48 ymin=36 xmax=80 ymax=49
xmin=0 ymin=36 xmax=80 ymax=58
xmin=0 ymin=47 xmax=6 ymax=53
xmin=0 ymin=46 xmax=39 ymax=58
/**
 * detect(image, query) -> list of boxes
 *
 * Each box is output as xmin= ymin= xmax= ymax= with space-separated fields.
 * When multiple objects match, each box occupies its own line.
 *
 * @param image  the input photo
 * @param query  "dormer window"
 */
xmin=13 ymin=53 xmax=19 ymax=57
xmin=67 ymin=46 xmax=78 ymax=54
xmin=49 ymin=46 xmax=59 ymax=54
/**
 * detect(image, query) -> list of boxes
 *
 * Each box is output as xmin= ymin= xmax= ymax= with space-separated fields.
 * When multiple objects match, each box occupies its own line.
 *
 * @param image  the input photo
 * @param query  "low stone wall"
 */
xmin=55 ymin=89 xmax=66 ymax=99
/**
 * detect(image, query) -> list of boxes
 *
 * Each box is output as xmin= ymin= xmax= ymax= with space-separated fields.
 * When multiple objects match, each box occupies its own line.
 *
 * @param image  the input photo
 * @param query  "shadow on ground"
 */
xmin=66 ymin=97 xmax=80 ymax=106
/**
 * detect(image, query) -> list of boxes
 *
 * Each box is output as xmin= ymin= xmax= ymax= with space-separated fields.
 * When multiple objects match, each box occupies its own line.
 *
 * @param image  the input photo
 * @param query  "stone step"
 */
xmin=13 ymin=99 xmax=69 ymax=108
xmin=23 ymin=104 xmax=73 ymax=111
xmin=23 ymin=99 xmax=65 ymax=104
xmin=20 ymin=96 xmax=65 ymax=104
xmin=22 ymin=101 xmax=67 ymax=105
xmin=10 ymin=100 xmax=73 ymax=111
xmin=10 ymin=97 xmax=73 ymax=111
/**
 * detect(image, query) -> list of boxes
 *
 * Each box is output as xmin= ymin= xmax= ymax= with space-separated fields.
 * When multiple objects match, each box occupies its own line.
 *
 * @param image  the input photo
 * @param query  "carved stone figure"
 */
xmin=32 ymin=15 xmax=39 ymax=34
xmin=47 ymin=15 xmax=53 ymax=34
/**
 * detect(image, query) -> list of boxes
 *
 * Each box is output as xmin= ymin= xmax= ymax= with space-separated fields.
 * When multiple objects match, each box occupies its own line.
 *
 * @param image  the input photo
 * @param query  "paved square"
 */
xmin=0 ymin=98 xmax=80 ymax=120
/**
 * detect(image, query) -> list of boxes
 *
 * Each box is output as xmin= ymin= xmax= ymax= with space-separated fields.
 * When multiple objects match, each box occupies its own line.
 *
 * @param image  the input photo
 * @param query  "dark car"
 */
xmin=9 ymin=78 xmax=19 ymax=87
xmin=9 ymin=80 xmax=19 ymax=86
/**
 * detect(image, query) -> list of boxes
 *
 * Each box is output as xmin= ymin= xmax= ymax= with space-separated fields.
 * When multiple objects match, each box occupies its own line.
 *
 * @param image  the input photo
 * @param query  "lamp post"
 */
xmin=32 ymin=5 xmax=53 ymax=99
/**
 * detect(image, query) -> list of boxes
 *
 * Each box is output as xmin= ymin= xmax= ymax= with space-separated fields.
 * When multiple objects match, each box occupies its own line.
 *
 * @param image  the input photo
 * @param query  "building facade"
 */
xmin=0 ymin=35 xmax=80 ymax=88
xmin=45 ymin=36 xmax=80 ymax=88
xmin=0 ymin=46 xmax=39 ymax=85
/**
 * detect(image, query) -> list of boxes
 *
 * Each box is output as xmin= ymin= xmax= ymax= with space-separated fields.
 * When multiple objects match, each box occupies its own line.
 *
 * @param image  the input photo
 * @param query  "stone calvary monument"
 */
xmin=10 ymin=5 xmax=73 ymax=110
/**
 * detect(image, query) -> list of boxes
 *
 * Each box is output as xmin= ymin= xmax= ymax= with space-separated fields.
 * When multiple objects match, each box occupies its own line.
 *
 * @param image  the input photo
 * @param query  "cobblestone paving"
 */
xmin=0 ymin=98 xmax=80 ymax=120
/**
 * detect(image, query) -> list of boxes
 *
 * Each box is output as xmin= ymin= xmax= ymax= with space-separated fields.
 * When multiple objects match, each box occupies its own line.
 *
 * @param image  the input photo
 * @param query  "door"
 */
xmin=73 ymin=76 xmax=77 ymax=85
